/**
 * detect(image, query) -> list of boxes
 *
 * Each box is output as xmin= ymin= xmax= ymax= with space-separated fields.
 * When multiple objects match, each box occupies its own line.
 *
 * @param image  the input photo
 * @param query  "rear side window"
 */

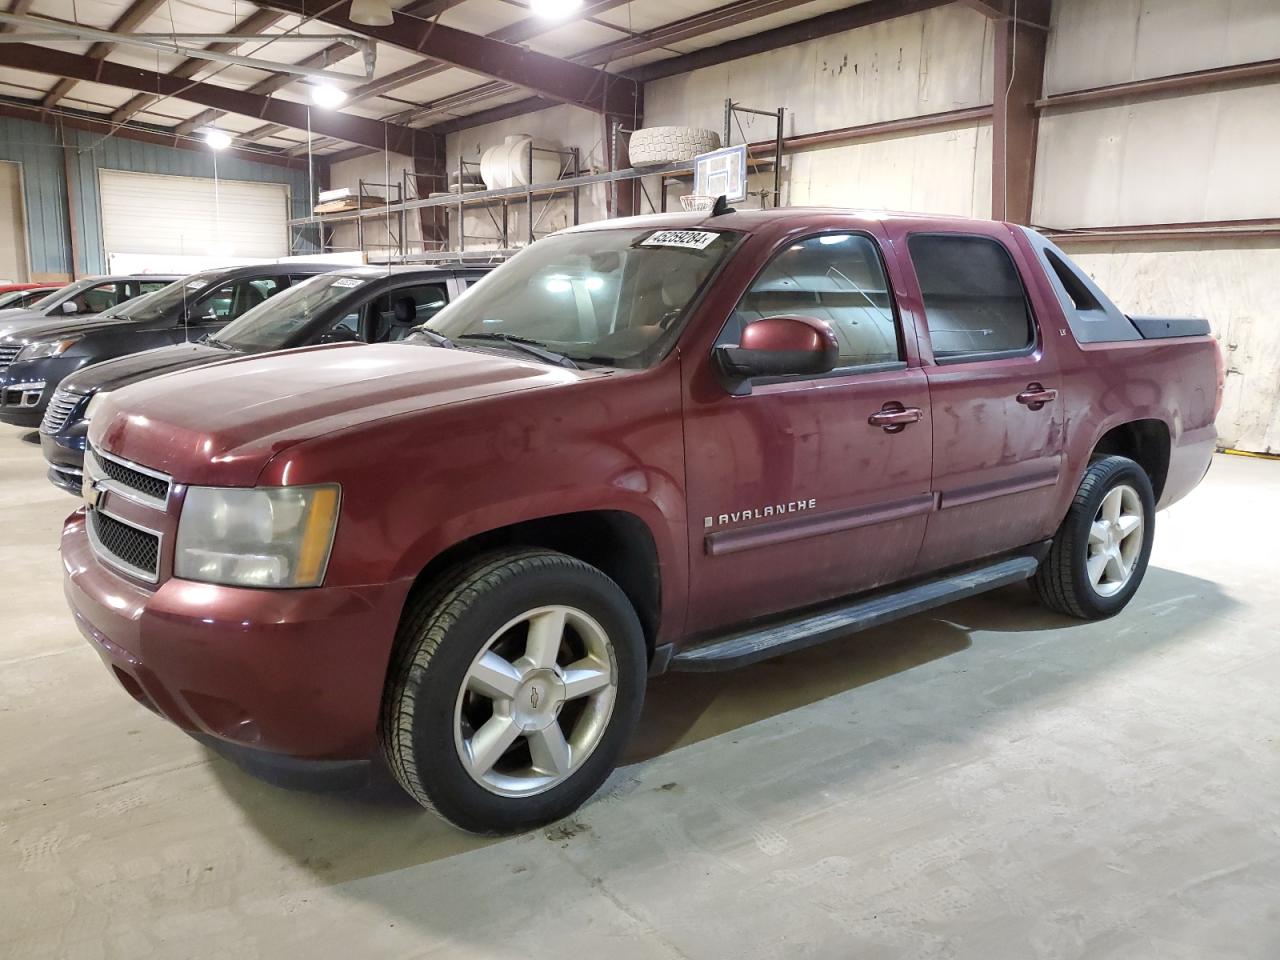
xmin=372 ymin=283 xmax=450 ymax=342
xmin=725 ymin=233 xmax=901 ymax=370
xmin=908 ymin=235 xmax=1034 ymax=360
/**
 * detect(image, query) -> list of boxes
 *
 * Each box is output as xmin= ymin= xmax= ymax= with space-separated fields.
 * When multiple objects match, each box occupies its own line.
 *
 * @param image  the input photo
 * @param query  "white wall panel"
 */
xmin=1033 ymin=84 xmax=1280 ymax=228
xmin=327 ymin=151 xmax=424 ymax=257
xmin=1046 ymin=0 xmax=1280 ymax=95
xmin=1064 ymin=240 xmax=1280 ymax=453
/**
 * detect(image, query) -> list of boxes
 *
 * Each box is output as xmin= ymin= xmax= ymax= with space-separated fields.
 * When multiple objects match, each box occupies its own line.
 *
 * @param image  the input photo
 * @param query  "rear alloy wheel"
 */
xmin=381 ymin=550 xmax=646 ymax=834
xmin=1032 ymin=455 xmax=1156 ymax=619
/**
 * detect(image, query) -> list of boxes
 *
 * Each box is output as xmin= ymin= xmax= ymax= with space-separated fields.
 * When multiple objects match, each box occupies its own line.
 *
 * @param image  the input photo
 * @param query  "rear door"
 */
xmin=891 ymin=225 xmax=1065 ymax=572
xmin=682 ymin=230 xmax=934 ymax=634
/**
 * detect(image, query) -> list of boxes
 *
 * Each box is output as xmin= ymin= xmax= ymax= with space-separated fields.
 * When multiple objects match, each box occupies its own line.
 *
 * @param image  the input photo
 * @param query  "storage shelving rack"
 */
xmin=288 ymin=99 xmax=786 ymax=259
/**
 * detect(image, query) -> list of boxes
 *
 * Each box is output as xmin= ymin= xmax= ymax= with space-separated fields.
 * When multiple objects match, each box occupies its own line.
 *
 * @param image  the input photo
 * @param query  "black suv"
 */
xmin=41 ymin=264 xmax=493 ymax=494
xmin=0 ymin=263 xmax=337 ymax=431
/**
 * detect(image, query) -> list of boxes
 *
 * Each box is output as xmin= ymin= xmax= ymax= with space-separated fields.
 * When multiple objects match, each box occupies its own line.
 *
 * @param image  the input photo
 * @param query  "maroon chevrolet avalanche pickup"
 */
xmin=62 ymin=210 xmax=1222 ymax=833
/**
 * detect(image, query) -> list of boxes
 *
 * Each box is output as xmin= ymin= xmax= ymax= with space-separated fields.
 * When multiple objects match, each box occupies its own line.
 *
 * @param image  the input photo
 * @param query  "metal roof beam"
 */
xmin=40 ymin=0 xmax=167 ymax=108
xmin=259 ymin=0 xmax=639 ymax=116
xmin=1 ymin=42 xmax=424 ymax=152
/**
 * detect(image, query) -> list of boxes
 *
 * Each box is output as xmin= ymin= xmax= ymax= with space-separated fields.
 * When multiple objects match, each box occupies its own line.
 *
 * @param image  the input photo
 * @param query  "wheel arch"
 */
xmin=1089 ymin=418 xmax=1172 ymax=502
xmin=402 ymin=509 xmax=665 ymax=659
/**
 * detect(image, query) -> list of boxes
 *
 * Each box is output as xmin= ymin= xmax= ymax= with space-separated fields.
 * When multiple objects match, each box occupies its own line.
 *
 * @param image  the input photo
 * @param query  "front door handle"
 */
xmin=868 ymin=404 xmax=924 ymax=433
xmin=1016 ymin=383 xmax=1058 ymax=410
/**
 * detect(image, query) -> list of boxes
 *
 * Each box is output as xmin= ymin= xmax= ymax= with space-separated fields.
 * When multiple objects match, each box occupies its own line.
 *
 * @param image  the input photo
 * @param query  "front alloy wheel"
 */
xmin=455 ymin=605 xmax=617 ymax=798
xmin=381 ymin=550 xmax=646 ymax=834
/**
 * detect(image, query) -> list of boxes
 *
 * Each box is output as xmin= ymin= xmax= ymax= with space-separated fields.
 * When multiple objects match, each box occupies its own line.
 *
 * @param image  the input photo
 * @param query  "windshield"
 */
xmin=425 ymin=227 xmax=738 ymax=367
xmin=216 ymin=272 xmax=367 ymax=350
xmin=104 ymin=271 xmax=225 ymax=322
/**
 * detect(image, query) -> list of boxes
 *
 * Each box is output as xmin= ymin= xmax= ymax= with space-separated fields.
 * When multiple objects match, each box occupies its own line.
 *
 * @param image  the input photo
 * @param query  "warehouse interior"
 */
xmin=1 ymin=0 xmax=1279 ymax=956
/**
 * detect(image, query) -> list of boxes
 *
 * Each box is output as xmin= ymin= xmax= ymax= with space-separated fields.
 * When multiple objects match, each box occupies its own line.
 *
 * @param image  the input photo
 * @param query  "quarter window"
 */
xmin=907 ymin=234 xmax=1034 ymax=359
xmin=725 ymin=233 xmax=901 ymax=369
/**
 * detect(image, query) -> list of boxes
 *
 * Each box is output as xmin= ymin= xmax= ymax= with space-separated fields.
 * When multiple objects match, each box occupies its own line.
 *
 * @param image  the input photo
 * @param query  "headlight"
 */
xmin=16 ymin=338 xmax=79 ymax=362
xmin=83 ymin=391 xmax=111 ymax=422
xmin=175 ymin=485 xmax=340 ymax=588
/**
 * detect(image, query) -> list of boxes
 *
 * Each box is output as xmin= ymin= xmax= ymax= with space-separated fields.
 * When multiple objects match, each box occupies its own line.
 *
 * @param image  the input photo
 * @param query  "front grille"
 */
xmin=0 ymin=343 xmax=19 ymax=370
xmin=91 ymin=448 xmax=171 ymax=503
xmin=90 ymin=510 xmax=159 ymax=580
xmin=40 ymin=389 xmax=82 ymax=434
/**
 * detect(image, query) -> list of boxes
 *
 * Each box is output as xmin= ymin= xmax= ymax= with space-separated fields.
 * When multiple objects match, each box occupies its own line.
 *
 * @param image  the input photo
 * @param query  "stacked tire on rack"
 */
xmin=628 ymin=127 xmax=722 ymax=167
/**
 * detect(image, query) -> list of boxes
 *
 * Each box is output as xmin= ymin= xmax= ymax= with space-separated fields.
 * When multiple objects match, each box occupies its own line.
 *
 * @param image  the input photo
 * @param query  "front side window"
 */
xmin=425 ymin=227 xmax=738 ymax=367
xmin=723 ymin=233 xmax=901 ymax=370
xmin=372 ymin=283 xmax=449 ymax=342
xmin=71 ymin=281 xmax=125 ymax=315
xmin=137 ymin=280 xmax=172 ymax=295
xmin=908 ymin=234 xmax=1034 ymax=359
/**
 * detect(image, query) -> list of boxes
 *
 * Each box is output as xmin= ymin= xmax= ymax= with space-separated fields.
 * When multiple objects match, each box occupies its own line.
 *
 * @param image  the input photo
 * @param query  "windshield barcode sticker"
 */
xmin=186 ymin=281 xmax=207 ymax=290
xmin=642 ymin=230 xmax=721 ymax=251
xmin=332 ymin=277 xmax=364 ymax=288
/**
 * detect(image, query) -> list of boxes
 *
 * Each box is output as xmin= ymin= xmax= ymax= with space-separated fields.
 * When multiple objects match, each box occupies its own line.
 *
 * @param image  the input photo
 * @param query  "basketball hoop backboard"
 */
xmin=693 ymin=144 xmax=748 ymax=204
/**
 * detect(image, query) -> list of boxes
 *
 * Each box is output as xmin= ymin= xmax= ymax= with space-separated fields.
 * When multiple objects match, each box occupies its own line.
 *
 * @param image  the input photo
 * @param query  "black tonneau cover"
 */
xmin=1128 ymin=315 xmax=1212 ymax=339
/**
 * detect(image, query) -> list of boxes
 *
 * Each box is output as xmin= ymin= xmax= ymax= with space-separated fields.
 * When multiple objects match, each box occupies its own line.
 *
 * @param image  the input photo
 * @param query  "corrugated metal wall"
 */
xmin=0 ymin=116 xmax=73 ymax=281
xmin=0 ymin=115 xmax=314 ymax=280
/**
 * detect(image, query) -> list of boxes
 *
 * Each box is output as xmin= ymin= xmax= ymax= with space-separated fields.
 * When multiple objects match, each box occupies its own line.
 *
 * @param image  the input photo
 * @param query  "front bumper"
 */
xmin=41 ymin=417 xmax=88 ymax=496
xmin=0 ymin=378 xmax=45 ymax=426
xmin=62 ymin=510 xmax=413 ymax=760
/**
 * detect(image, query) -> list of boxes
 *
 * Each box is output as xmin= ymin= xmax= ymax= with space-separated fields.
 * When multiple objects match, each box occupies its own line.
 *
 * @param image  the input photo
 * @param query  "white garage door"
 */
xmin=99 ymin=169 xmax=289 ymax=260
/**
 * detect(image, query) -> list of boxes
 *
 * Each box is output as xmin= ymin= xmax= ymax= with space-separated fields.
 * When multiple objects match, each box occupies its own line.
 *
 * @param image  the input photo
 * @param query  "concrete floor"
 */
xmin=2 ymin=424 xmax=1278 ymax=960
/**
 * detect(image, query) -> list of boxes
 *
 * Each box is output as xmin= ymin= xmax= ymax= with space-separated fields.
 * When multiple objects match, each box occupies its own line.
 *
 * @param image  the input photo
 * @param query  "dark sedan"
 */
xmin=40 ymin=263 xmax=493 ymax=493
xmin=0 ymin=263 xmax=338 ymax=431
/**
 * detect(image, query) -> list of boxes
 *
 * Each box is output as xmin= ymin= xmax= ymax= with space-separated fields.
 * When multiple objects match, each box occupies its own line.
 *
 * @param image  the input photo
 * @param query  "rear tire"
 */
xmin=1032 ymin=455 xmax=1156 ymax=619
xmin=380 ymin=550 xmax=646 ymax=834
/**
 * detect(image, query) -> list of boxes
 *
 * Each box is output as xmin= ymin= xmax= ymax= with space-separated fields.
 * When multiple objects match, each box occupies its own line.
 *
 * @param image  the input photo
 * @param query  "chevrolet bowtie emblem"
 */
xmin=84 ymin=478 xmax=102 ymax=509
xmin=530 ymin=686 xmax=540 ymax=709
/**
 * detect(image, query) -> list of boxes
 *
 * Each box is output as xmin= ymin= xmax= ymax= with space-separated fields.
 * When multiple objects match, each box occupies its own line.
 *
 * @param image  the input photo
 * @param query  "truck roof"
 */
xmin=562 ymin=206 xmax=988 ymax=236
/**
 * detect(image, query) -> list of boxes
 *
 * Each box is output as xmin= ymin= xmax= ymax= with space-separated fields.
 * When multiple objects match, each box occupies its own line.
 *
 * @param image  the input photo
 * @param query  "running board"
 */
xmin=667 ymin=555 xmax=1041 ymax=673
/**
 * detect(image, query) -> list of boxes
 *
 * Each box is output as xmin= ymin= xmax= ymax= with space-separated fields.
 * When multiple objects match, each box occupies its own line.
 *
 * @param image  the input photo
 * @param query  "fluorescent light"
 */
xmin=203 ymin=128 xmax=232 ymax=150
xmin=349 ymin=0 xmax=393 ymax=27
xmin=530 ymin=0 xmax=583 ymax=16
xmin=819 ymin=235 xmax=852 ymax=245
xmin=310 ymin=84 xmax=347 ymax=108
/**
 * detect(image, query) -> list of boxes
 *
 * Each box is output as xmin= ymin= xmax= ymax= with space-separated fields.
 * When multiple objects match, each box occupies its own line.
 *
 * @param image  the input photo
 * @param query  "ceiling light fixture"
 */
xmin=203 ymin=128 xmax=232 ymax=150
xmin=310 ymin=84 xmax=348 ymax=108
xmin=349 ymin=0 xmax=394 ymax=27
xmin=530 ymin=0 xmax=583 ymax=17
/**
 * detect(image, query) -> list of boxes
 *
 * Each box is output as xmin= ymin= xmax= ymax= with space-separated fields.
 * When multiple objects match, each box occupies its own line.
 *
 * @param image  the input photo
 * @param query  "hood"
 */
xmin=0 ymin=308 xmax=49 ymax=329
xmin=62 ymin=342 xmax=231 ymax=394
xmin=0 ymin=314 xmax=132 ymax=345
xmin=93 ymin=342 xmax=591 ymax=485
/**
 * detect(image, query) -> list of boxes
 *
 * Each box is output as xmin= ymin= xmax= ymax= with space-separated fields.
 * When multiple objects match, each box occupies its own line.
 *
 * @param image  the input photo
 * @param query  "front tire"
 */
xmin=380 ymin=550 xmax=646 ymax=834
xmin=1032 ymin=456 xmax=1156 ymax=620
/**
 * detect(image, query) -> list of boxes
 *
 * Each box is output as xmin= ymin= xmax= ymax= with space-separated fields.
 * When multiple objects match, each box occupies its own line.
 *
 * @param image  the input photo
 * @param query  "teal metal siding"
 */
xmin=0 ymin=116 xmax=73 ymax=279
xmin=0 ymin=116 xmax=315 ymax=278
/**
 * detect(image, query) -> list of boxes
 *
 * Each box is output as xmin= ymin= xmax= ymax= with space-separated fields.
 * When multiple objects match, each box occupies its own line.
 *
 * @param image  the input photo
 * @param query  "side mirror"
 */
xmin=714 ymin=315 xmax=839 ymax=395
xmin=61 ymin=301 xmax=79 ymax=315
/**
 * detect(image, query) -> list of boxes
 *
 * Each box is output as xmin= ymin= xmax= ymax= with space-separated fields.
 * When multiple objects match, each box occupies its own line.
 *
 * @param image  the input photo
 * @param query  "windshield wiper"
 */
xmin=199 ymin=334 xmax=232 ymax=349
xmin=456 ymin=333 xmax=578 ymax=369
xmin=410 ymin=327 xmax=456 ymax=349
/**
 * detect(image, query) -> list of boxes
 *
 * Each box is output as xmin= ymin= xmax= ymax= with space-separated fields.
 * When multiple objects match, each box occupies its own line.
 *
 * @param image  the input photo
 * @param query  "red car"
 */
xmin=0 ymin=283 xmax=60 ymax=311
xmin=63 ymin=209 xmax=1221 ymax=832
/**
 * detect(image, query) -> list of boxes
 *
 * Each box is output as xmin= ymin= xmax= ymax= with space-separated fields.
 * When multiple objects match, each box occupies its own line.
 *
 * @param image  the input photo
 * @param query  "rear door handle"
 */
xmin=1016 ymin=384 xmax=1058 ymax=410
xmin=868 ymin=404 xmax=924 ymax=433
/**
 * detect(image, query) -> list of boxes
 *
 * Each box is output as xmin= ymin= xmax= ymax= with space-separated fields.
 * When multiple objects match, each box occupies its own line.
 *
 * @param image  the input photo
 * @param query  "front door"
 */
xmin=682 ymin=231 xmax=933 ymax=635
xmin=894 ymin=227 xmax=1066 ymax=572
